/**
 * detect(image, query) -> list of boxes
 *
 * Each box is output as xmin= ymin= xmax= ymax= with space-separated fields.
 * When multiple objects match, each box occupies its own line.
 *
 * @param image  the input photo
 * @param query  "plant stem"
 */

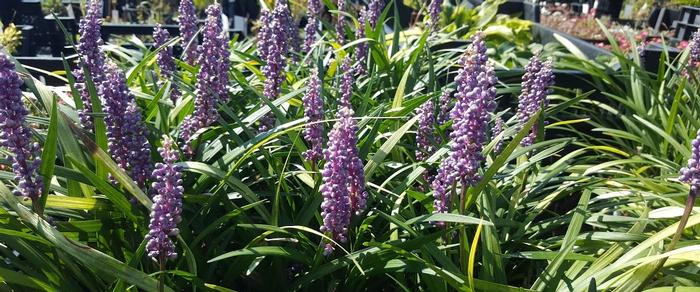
xmin=641 ymin=190 xmax=696 ymax=287
xmin=459 ymin=181 xmax=468 ymax=275
xmin=159 ymin=255 xmax=165 ymax=292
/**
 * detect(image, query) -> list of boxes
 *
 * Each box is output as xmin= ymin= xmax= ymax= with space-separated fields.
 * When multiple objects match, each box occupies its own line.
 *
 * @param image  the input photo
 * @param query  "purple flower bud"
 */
xmin=516 ymin=56 xmax=553 ymax=146
xmin=100 ymin=62 xmax=153 ymax=188
xmin=416 ymin=100 xmax=436 ymax=162
xmin=75 ymin=0 xmax=106 ymax=130
xmin=679 ymin=130 xmax=700 ymax=194
xmin=179 ymin=4 xmax=230 ymax=155
xmin=258 ymin=1 xmax=291 ymax=132
xmin=367 ymin=0 xmax=384 ymax=28
xmin=338 ymin=57 xmax=354 ymax=108
xmin=432 ymin=33 xmax=496 ymax=214
xmin=335 ymin=0 xmax=347 ymax=44
xmin=154 ymin=24 xmax=180 ymax=104
xmin=302 ymin=69 xmax=324 ymax=163
xmin=320 ymin=57 xmax=367 ymax=254
xmin=0 ymin=53 xmax=43 ymax=203
xmin=146 ymin=136 xmax=184 ymax=261
xmin=492 ymin=116 xmax=504 ymax=153
xmin=681 ymin=130 xmax=700 ymax=193
xmin=303 ymin=0 xmax=322 ymax=52
xmin=437 ymin=88 xmax=453 ymax=125
xmin=178 ymin=0 xmax=199 ymax=65
xmin=428 ymin=0 xmax=444 ymax=31
xmin=416 ymin=89 xmax=452 ymax=188
xmin=354 ymin=9 xmax=369 ymax=74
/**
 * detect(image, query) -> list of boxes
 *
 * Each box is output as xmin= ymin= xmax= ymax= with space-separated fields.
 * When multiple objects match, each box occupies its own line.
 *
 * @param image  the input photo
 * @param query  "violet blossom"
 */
xmin=178 ymin=0 xmax=198 ymax=65
xmin=335 ymin=0 xmax=347 ymax=44
xmin=0 ymin=53 xmax=43 ymax=203
xmin=428 ymin=0 xmax=444 ymax=31
xmin=179 ymin=4 xmax=230 ymax=154
xmin=74 ymin=0 xmax=106 ymax=130
xmin=492 ymin=116 xmax=504 ymax=153
xmin=302 ymin=69 xmax=324 ymax=163
xmin=258 ymin=1 xmax=291 ymax=132
xmin=516 ymin=56 xmax=553 ymax=146
xmin=100 ymin=62 xmax=153 ymax=188
xmin=681 ymin=130 xmax=700 ymax=193
xmin=153 ymin=24 xmax=180 ymax=104
xmin=146 ymin=136 xmax=184 ymax=261
xmin=431 ymin=33 xmax=496 ymax=215
xmin=354 ymin=8 xmax=369 ymax=74
xmin=319 ymin=57 xmax=367 ymax=254
xmin=303 ymin=0 xmax=322 ymax=52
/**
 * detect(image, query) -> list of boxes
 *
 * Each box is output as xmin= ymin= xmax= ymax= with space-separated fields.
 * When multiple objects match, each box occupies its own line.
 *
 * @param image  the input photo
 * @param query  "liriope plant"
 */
xmin=1 ymin=0 xmax=698 ymax=291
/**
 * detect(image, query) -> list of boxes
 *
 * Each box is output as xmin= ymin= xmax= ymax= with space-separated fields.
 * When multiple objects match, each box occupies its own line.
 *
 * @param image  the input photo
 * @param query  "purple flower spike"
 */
xmin=178 ymin=0 xmax=198 ymax=65
xmin=335 ymin=0 xmax=347 ymax=44
xmin=492 ymin=116 xmax=504 ymax=153
xmin=74 ymin=0 xmax=106 ymax=130
xmin=681 ymin=130 xmax=700 ymax=193
xmin=416 ymin=100 xmax=436 ymax=162
xmin=100 ymin=62 xmax=153 ymax=188
xmin=180 ymin=4 xmax=230 ymax=155
xmin=437 ymin=88 xmax=453 ymax=125
xmin=303 ymin=0 xmax=321 ymax=53
xmin=0 ymin=53 xmax=43 ymax=203
xmin=303 ymin=0 xmax=321 ymax=52
xmin=428 ymin=0 xmax=444 ymax=31
xmin=431 ymin=33 xmax=496 ymax=215
xmin=146 ymin=136 xmax=184 ymax=261
xmin=258 ymin=1 xmax=291 ymax=132
xmin=154 ymin=24 xmax=180 ymax=104
xmin=320 ymin=57 xmax=367 ymax=254
xmin=354 ymin=8 xmax=369 ymax=74
xmin=516 ymin=56 xmax=553 ymax=146
xmin=367 ymin=0 xmax=384 ymax=28
xmin=302 ymin=69 xmax=324 ymax=163
xmin=258 ymin=10 xmax=272 ymax=62
xmin=338 ymin=57 xmax=353 ymax=108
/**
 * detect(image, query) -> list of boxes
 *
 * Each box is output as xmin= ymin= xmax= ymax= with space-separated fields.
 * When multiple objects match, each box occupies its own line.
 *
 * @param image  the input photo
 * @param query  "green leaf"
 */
xmin=0 ymin=183 xmax=172 ymax=292
xmin=209 ymin=246 xmax=311 ymax=265
xmin=38 ymin=96 xmax=58 ymax=213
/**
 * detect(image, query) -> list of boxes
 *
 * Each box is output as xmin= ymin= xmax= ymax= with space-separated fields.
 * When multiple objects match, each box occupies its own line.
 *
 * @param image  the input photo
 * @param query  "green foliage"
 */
xmin=0 ymin=1 xmax=698 ymax=291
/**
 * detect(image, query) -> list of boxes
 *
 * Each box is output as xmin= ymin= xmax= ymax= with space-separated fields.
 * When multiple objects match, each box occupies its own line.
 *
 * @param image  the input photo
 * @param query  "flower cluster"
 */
xmin=335 ymin=0 xmax=347 ymax=44
xmin=180 ymin=4 xmax=230 ymax=154
xmin=516 ymin=56 xmax=553 ymax=146
xmin=153 ymin=25 xmax=180 ymax=104
xmin=303 ymin=0 xmax=322 ymax=52
xmin=286 ymin=9 xmax=300 ymax=60
xmin=416 ymin=99 xmax=436 ymax=162
xmin=74 ymin=0 xmax=106 ymax=130
xmin=492 ymin=116 xmax=504 ymax=153
xmin=428 ymin=0 xmax=445 ymax=31
xmin=437 ymin=89 xmax=453 ymax=125
xmin=366 ymin=0 xmax=384 ymax=28
xmin=178 ymin=0 xmax=198 ymax=65
xmin=319 ymin=57 xmax=367 ymax=254
xmin=354 ymin=8 xmax=369 ymax=74
xmin=146 ymin=136 xmax=184 ymax=261
xmin=302 ymin=69 xmax=324 ymax=163
xmin=431 ymin=34 xmax=496 ymax=214
xmin=100 ymin=62 xmax=153 ymax=188
xmin=0 ymin=53 xmax=43 ymax=203
xmin=691 ymin=31 xmax=700 ymax=69
xmin=258 ymin=1 xmax=291 ymax=132
xmin=681 ymin=130 xmax=700 ymax=193
xmin=416 ymin=88 xmax=453 ymax=187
